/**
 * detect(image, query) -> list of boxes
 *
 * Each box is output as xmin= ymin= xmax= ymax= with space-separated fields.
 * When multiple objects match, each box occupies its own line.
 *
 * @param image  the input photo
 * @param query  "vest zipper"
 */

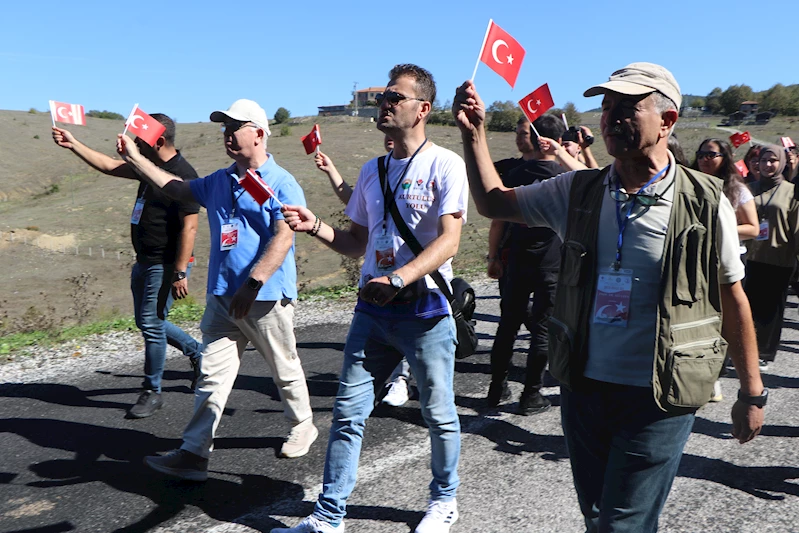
xmin=671 ymin=337 xmax=721 ymax=353
xmin=669 ymin=316 xmax=721 ymax=332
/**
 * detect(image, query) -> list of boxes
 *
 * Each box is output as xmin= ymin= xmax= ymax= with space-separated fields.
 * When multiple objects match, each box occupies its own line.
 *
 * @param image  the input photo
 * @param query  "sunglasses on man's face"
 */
xmin=375 ymin=91 xmax=426 ymax=107
xmin=696 ymin=150 xmax=723 ymax=160
xmin=221 ymin=121 xmax=257 ymax=135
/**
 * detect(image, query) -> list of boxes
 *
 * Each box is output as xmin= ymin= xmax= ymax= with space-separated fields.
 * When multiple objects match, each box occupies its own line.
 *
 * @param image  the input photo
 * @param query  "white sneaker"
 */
xmin=415 ymin=499 xmax=459 ymax=533
xmin=709 ymin=380 xmax=723 ymax=402
xmin=383 ymin=377 xmax=410 ymax=407
xmin=279 ymin=419 xmax=319 ymax=458
xmin=270 ymin=515 xmax=344 ymax=533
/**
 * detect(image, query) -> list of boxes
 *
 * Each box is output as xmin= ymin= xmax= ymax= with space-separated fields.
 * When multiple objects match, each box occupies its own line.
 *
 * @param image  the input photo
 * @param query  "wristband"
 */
xmin=309 ymin=215 xmax=322 ymax=237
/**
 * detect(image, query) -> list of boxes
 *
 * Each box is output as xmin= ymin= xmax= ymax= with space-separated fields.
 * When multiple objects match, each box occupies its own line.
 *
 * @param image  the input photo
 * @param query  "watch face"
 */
xmin=390 ymin=275 xmax=403 ymax=289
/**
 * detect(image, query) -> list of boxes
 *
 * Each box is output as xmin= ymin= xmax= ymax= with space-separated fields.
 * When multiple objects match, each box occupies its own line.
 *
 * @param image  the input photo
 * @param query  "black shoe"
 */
xmin=516 ymin=391 xmax=551 ymax=416
xmin=486 ymin=380 xmax=512 ymax=407
xmin=189 ymin=357 xmax=202 ymax=390
xmin=128 ymin=390 xmax=163 ymax=419
xmin=144 ymin=449 xmax=208 ymax=481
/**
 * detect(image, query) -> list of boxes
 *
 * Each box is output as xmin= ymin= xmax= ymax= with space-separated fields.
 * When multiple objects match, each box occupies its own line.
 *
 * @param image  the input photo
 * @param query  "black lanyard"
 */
xmin=382 ymin=139 xmax=427 ymax=233
xmin=230 ymin=175 xmax=246 ymax=220
xmin=758 ymin=181 xmax=781 ymax=219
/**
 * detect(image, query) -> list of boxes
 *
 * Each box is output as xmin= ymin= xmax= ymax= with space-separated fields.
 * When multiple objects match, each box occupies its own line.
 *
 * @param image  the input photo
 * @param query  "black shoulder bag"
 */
xmin=377 ymin=156 xmax=478 ymax=359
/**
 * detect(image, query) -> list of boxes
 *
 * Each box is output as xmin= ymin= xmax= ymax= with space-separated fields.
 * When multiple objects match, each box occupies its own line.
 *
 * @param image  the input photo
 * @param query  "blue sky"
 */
xmin=2 ymin=1 xmax=795 ymax=123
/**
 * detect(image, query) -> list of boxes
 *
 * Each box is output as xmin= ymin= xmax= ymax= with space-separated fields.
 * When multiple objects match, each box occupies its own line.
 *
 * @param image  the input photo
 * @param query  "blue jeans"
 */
xmin=561 ymin=381 xmax=695 ymax=533
xmin=313 ymin=311 xmax=460 ymax=526
xmin=131 ymin=262 xmax=202 ymax=393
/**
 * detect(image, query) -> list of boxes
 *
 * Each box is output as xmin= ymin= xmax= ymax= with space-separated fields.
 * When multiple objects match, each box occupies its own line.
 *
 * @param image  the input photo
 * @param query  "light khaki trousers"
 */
xmin=181 ymin=295 xmax=312 ymax=458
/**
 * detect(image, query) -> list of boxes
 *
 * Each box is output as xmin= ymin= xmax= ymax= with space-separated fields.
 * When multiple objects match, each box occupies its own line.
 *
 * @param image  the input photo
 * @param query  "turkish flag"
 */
xmin=49 ymin=100 xmax=85 ymax=126
xmin=240 ymin=169 xmax=284 ymax=207
xmin=729 ymin=131 xmax=751 ymax=148
xmin=301 ymin=124 xmax=322 ymax=154
xmin=734 ymin=160 xmax=749 ymax=178
xmin=125 ymin=106 xmax=166 ymax=147
xmin=518 ymin=84 xmax=555 ymax=124
xmin=781 ymin=136 xmax=795 ymax=149
xmin=478 ymin=20 xmax=525 ymax=88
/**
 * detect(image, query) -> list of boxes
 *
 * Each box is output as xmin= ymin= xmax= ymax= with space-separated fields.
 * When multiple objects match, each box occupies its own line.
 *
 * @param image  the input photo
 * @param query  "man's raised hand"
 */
xmin=116 ymin=134 xmax=140 ymax=162
xmin=281 ymin=205 xmax=317 ymax=233
xmin=52 ymin=127 xmax=75 ymax=149
xmin=452 ymin=81 xmax=486 ymax=134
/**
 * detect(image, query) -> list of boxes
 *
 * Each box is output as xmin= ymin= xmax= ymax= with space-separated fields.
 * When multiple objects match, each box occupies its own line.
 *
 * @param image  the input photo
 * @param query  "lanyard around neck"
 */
xmin=382 ymin=139 xmax=427 ymax=232
xmin=612 ymin=165 xmax=670 ymax=270
xmin=758 ymin=181 xmax=781 ymax=218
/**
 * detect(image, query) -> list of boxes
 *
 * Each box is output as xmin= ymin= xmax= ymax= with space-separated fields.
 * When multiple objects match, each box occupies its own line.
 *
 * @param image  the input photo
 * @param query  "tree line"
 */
xmin=698 ymin=83 xmax=799 ymax=116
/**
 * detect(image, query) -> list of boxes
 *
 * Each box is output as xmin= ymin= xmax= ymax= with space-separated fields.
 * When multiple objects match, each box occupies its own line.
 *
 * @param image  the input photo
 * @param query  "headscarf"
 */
xmin=759 ymin=144 xmax=787 ymax=178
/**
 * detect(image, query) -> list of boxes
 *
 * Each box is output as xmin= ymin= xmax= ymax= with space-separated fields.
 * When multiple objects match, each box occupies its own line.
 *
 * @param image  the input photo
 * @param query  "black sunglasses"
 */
xmin=221 ymin=121 xmax=257 ymax=135
xmin=376 ymin=91 xmax=426 ymax=106
xmin=696 ymin=150 xmax=723 ymax=160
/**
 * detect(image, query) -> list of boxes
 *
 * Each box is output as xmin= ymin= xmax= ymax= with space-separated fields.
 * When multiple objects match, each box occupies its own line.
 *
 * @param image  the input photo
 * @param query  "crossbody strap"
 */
xmin=377 ymin=156 xmax=459 ymax=308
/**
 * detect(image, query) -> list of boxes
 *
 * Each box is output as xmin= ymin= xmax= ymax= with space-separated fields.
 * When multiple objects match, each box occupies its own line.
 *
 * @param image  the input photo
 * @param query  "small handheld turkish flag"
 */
xmin=124 ymin=105 xmax=166 ymax=147
xmin=477 ymin=20 xmax=525 ymax=88
xmin=240 ymin=169 xmax=283 ymax=207
xmin=781 ymin=136 xmax=795 ymax=149
xmin=734 ymin=160 xmax=749 ymax=178
xmin=518 ymin=84 xmax=555 ymax=124
xmin=301 ymin=124 xmax=322 ymax=154
xmin=49 ymin=100 xmax=85 ymax=126
xmin=729 ymin=131 xmax=751 ymax=148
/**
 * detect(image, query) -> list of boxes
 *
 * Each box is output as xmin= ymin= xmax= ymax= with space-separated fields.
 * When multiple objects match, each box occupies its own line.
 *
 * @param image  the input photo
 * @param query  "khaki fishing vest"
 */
xmin=548 ymin=165 xmax=727 ymax=413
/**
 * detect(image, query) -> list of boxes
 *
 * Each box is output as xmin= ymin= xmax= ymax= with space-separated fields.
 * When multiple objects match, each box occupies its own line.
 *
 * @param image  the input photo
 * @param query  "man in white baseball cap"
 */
xmin=116 ymin=98 xmax=318 ymax=481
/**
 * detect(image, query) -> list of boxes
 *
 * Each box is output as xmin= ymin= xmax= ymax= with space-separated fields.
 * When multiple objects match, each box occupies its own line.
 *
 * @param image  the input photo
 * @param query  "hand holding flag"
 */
xmin=519 ymin=84 xmax=555 ymax=124
xmin=729 ymin=131 xmax=751 ymax=148
xmin=301 ymin=124 xmax=322 ymax=154
xmin=781 ymin=136 xmax=795 ymax=149
xmin=240 ymin=169 xmax=283 ymax=207
xmin=123 ymin=104 xmax=166 ymax=147
xmin=49 ymin=100 xmax=85 ymax=126
xmin=473 ymin=20 xmax=525 ymax=88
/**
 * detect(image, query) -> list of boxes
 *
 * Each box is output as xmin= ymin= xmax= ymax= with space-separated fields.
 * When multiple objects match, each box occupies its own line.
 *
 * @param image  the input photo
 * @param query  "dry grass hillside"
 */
xmin=1 ymin=108 xmax=798 ymax=326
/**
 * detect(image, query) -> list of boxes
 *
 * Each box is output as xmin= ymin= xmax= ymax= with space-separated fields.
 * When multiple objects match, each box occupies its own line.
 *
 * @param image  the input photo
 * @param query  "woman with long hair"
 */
xmin=692 ymin=138 xmax=758 ymax=241
xmin=744 ymin=144 xmax=799 ymax=370
xmin=744 ymin=144 xmax=761 ymax=183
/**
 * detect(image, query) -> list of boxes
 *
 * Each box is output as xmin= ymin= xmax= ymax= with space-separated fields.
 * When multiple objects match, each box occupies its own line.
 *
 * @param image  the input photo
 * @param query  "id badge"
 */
xmin=130 ymin=198 xmax=145 ymax=225
xmin=374 ymin=233 xmax=395 ymax=272
xmin=220 ymin=219 xmax=239 ymax=251
xmin=593 ymin=268 xmax=633 ymax=327
xmin=756 ymin=220 xmax=769 ymax=241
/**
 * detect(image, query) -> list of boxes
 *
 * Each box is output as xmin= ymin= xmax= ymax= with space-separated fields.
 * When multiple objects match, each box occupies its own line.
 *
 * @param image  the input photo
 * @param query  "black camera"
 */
xmin=561 ymin=126 xmax=594 ymax=146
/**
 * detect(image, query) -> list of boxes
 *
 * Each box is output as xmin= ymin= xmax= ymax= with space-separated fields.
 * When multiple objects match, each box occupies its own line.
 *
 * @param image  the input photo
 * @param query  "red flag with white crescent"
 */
xmin=729 ymin=131 xmax=751 ymax=148
xmin=518 ymin=84 xmax=555 ymax=124
xmin=781 ymin=136 xmax=795 ymax=149
xmin=734 ymin=160 xmax=749 ymax=178
xmin=49 ymin=100 xmax=86 ymax=126
xmin=301 ymin=124 xmax=322 ymax=154
xmin=241 ymin=169 xmax=284 ymax=207
xmin=478 ymin=20 xmax=525 ymax=88
xmin=125 ymin=106 xmax=166 ymax=147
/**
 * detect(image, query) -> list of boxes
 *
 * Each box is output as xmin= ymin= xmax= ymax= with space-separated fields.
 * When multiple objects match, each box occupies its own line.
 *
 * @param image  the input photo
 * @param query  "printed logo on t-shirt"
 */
xmin=401 ymin=179 xmax=411 ymax=190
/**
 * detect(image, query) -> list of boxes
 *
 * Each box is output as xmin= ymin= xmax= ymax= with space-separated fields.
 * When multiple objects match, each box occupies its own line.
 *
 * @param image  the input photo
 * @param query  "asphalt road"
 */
xmin=2 ymin=286 xmax=799 ymax=533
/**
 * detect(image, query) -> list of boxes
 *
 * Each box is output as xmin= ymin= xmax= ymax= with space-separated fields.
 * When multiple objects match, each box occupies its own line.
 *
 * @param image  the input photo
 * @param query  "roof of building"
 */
xmin=741 ymin=101 xmax=759 ymax=105
xmin=356 ymin=86 xmax=386 ymax=93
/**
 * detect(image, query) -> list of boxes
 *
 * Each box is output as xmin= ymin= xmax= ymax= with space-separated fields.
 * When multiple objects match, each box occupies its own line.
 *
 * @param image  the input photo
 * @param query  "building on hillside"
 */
xmin=740 ymin=101 xmax=758 ymax=115
xmin=318 ymin=105 xmax=351 ymax=117
xmin=754 ymin=111 xmax=773 ymax=125
xmin=354 ymin=87 xmax=386 ymax=107
xmin=727 ymin=111 xmax=746 ymax=126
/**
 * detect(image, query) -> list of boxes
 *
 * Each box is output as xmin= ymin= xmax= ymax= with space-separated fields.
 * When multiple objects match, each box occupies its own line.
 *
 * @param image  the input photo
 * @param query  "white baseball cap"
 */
xmin=210 ymin=99 xmax=271 ymax=136
xmin=584 ymin=62 xmax=682 ymax=111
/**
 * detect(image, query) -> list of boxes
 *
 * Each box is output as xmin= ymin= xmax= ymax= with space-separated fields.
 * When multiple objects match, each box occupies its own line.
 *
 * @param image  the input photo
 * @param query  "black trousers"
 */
xmin=490 ymin=250 xmax=558 ymax=394
xmin=744 ymin=260 xmax=793 ymax=359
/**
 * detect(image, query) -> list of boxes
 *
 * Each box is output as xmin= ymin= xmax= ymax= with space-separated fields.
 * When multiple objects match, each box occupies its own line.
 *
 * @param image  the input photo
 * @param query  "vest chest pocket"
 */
xmin=673 ymin=223 xmax=708 ymax=303
xmin=560 ymin=240 xmax=589 ymax=287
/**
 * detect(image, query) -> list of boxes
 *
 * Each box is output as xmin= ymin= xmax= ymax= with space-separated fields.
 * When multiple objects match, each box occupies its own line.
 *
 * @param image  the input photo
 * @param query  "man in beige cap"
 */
xmin=117 ymin=99 xmax=317 ymax=481
xmin=452 ymin=63 xmax=765 ymax=531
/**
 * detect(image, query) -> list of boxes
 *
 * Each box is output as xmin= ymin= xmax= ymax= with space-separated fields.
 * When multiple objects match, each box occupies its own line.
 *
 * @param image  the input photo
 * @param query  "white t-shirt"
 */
xmin=514 ymin=152 xmax=744 ymax=387
xmin=346 ymin=143 xmax=469 ymax=289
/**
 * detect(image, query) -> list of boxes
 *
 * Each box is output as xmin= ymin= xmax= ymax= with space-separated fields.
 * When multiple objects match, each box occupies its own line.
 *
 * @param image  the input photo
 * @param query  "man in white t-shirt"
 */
xmin=452 ymin=62 xmax=765 ymax=532
xmin=274 ymin=64 xmax=467 ymax=533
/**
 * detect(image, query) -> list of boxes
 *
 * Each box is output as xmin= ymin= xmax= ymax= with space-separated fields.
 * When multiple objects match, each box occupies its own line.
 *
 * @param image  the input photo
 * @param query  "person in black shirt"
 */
xmin=52 ymin=114 xmax=202 ymax=419
xmin=486 ymin=114 xmax=566 ymax=415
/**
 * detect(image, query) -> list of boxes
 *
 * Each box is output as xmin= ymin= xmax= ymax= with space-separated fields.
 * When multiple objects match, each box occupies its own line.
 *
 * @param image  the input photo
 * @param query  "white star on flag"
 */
xmin=536 ymin=100 xmax=541 ymax=105
xmin=616 ymin=302 xmax=626 ymax=313
xmin=142 ymin=124 xmax=148 ymax=130
xmin=507 ymin=54 xmax=514 ymax=64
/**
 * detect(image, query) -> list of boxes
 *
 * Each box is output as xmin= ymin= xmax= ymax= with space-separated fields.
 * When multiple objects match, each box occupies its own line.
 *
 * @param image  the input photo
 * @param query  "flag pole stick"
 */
xmin=471 ymin=19 xmax=492 ymax=82
xmin=48 ymin=100 xmax=56 ymax=128
xmin=562 ymin=113 xmax=569 ymax=129
xmin=121 ymin=103 xmax=139 ymax=137
xmin=531 ymin=124 xmax=541 ymax=138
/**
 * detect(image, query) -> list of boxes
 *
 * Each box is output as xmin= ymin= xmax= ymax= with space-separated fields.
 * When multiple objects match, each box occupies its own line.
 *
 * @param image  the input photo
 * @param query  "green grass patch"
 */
xmin=298 ymin=284 xmax=358 ymax=301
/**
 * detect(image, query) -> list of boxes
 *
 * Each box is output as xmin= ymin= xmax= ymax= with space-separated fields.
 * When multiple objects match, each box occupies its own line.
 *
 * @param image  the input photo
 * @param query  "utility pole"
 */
xmin=353 ymin=82 xmax=358 ymax=117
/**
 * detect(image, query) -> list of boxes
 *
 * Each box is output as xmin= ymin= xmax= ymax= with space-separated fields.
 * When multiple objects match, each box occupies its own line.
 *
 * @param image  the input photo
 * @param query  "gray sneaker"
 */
xmin=279 ymin=420 xmax=319 ymax=458
xmin=144 ymin=449 xmax=208 ymax=481
xmin=127 ymin=390 xmax=163 ymax=419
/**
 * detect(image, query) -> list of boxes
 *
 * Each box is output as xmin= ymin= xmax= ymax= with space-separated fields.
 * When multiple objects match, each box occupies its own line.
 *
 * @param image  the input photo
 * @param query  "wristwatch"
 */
xmin=246 ymin=277 xmax=263 ymax=291
xmin=389 ymin=273 xmax=405 ymax=291
xmin=737 ymin=388 xmax=768 ymax=407
xmin=172 ymin=271 xmax=187 ymax=282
